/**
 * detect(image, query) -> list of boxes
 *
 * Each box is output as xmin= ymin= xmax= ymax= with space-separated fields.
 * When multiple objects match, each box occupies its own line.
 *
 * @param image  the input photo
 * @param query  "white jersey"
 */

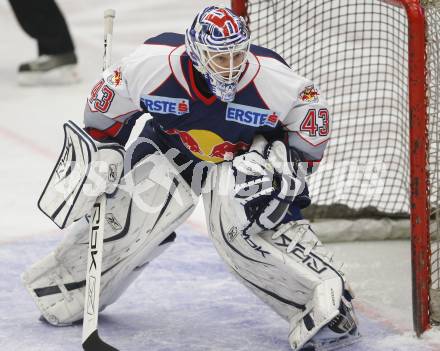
xmin=84 ymin=32 xmax=329 ymax=172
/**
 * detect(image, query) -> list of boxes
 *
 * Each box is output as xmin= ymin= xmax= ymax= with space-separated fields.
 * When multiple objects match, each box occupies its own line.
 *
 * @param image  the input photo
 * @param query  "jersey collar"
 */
xmin=188 ymin=60 xmax=217 ymax=106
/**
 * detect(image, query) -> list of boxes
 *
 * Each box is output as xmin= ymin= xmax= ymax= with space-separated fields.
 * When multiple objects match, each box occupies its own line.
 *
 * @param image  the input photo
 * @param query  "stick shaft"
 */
xmin=82 ymin=194 xmax=106 ymax=342
xmin=82 ymin=9 xmax=116 ymax=349
xmin=103 ymin=9 xmax=115 ymax=71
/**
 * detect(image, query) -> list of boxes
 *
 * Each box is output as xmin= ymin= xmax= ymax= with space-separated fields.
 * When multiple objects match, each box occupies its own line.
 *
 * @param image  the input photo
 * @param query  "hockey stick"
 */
xmin=82 ymin=9 xmax=119 ymax=351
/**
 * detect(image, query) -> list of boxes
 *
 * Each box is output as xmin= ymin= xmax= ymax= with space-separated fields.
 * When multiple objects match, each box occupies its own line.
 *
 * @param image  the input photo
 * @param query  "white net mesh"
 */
xmin=247 ymin=0 xmax=411 ymax=216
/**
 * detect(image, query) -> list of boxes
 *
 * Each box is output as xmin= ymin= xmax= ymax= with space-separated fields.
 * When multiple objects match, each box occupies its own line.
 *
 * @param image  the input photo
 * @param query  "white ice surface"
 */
xmin=1 ymin=225 xmax=439 ymax=351
xmin=0 ymin=0 xmax=439 ymax=350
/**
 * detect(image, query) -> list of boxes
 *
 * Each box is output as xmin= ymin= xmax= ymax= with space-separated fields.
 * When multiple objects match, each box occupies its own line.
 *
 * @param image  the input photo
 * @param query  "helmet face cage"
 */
xmin=185 ymin=6 xmax=251 ymax=102
xmin=197 ymin=41 xmax=250 ymax=84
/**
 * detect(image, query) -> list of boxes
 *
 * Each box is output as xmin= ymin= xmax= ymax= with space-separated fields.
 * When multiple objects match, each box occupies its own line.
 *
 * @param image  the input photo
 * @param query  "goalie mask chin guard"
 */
xmin=185 ymin=6 xmax=251 ymax=102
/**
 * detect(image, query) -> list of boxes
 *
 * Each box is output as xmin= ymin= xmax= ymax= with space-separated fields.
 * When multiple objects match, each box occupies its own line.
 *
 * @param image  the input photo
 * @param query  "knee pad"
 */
xmin=23 ymin=152 xmax=197 ymax=325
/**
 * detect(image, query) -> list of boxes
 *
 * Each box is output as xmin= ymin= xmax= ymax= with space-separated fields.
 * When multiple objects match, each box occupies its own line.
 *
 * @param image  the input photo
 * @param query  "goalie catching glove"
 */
xmin=230 ymin=136 xmax=305 ymax=235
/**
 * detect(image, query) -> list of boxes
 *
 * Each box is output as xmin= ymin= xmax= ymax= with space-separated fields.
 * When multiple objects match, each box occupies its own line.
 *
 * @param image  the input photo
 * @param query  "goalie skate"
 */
xmin=301 ymin=332 xmax=360 ymax=351
xmin=301 ymin=295 xmax=361 ymax=351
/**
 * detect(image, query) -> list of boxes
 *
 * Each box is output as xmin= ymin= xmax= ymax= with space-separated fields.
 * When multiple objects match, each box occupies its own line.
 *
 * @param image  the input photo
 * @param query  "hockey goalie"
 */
xmin=22 ymin=6 xmax=360 ymax=350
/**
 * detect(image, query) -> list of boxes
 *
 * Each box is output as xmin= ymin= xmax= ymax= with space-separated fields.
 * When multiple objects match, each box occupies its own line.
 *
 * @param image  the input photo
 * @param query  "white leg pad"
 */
xmin=23 ymin=152 xmax=197 ymax=325
xmin=203 ymin=163 xmax=348 ymax=350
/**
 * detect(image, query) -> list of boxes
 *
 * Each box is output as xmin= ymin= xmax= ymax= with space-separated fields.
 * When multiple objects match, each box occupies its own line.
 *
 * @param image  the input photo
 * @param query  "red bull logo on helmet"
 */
xmin=164 ymin=128 xmax=249 ymax=163
xmin=141 ymin=95 xmax=189 ymax=116
xmin=226 ymin=103 xmax=279 ymax=128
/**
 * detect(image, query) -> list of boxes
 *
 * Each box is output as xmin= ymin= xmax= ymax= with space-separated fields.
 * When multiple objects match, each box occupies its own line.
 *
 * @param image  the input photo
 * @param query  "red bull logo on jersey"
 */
xmin=164 ymin=128 xmax=249 ymax=163
xmin=141 ymin=95 xmax=190 ymax=116
xmin=226 ymin=103 xmax=279 ymax=128
xmin=300 ymin=86 xmax=319 ymax=103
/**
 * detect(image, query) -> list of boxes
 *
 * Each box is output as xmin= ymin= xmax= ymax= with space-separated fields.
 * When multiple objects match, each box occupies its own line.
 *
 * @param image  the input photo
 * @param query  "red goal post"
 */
xmin=231 ymin=0 xmax=439 ymax=336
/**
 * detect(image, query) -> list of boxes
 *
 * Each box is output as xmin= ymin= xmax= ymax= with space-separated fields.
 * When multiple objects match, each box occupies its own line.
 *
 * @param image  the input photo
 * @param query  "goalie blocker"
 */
xmin=38 ymin=120 xmax=125 ymax=229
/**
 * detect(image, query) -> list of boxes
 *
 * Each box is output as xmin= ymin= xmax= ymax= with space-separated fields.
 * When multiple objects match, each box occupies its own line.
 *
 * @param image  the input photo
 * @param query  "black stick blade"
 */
xmin=82 ymin=330 xmax=119 ymax=351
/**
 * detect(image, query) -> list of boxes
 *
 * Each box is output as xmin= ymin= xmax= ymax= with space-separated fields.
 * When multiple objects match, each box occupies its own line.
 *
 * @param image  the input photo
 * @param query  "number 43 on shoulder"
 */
xmin=300 ymin=108 xmax=329 ymax=137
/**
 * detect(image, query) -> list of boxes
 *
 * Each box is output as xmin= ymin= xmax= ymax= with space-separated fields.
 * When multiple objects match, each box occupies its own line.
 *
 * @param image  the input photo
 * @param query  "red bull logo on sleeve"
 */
xmin=106 ymin=67 xmax=123 ymax=87
xmin=164 ymin=129 xmax=249 ymax=163
xmin=226 ymin=103 xmax=279 ymax=128
xmin=141 ymin=95 xmax=189 ymax=116
xmin=299 ymin=85 xmax=319 ymax=103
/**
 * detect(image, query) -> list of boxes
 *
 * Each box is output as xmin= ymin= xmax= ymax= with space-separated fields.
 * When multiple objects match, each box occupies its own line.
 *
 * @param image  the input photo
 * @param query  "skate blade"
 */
xmin=307 ymin=332 xmax=362 ymax=351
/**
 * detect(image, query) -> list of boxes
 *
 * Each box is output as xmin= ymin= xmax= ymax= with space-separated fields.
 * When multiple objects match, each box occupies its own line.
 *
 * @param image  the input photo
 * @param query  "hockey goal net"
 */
xmin=231 ymin=0 xmax=440 ymax=336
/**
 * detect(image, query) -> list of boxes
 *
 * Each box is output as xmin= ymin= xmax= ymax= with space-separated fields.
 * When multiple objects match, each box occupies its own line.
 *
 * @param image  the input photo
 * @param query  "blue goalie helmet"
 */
xmin=185 ymin=6 xmax=251 ymax=102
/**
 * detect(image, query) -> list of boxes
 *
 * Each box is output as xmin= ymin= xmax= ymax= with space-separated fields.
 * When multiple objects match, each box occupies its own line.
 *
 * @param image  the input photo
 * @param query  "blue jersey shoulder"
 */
xmin=144 ymin=32 xmax=185 ymax=47
xmin=250 ymin=44 xmax=289 ymax=67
